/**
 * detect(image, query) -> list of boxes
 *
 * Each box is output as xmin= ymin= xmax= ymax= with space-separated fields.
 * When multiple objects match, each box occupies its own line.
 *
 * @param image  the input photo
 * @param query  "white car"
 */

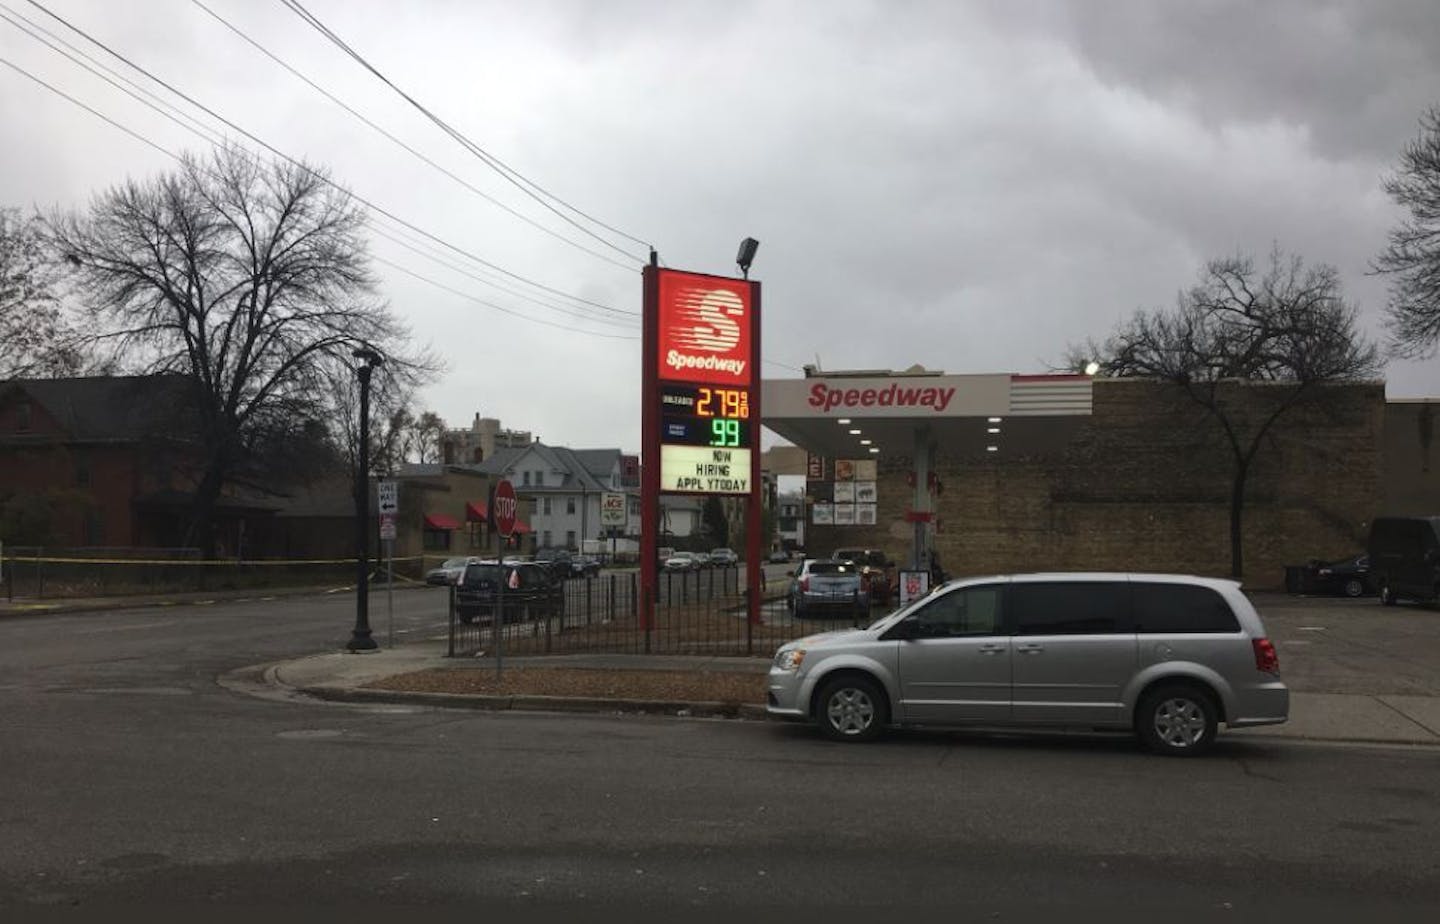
xmin=663 ymin=551 xmax=700 ymax=572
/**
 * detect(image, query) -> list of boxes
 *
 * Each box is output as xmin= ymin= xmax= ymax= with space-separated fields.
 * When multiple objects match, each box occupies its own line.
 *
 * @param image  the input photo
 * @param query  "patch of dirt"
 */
xmin=364 ymin=667 xmax=767 ymax=704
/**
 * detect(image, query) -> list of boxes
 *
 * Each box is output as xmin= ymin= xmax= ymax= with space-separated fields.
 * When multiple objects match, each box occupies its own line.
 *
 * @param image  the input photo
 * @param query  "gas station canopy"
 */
xmin=761 ymin=369 xmax=1094 ymax=460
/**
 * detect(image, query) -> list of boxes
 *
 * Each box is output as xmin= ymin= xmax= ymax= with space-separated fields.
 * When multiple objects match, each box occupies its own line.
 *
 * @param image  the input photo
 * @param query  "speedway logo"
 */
xmin=808 ymin=382 xmax=957 ymax=413
xmin=657 ymin=270 xmax=753 ymax=385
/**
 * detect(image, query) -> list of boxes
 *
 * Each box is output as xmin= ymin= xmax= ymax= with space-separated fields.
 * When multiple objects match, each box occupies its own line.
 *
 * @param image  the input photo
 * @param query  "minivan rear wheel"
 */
xmin=815 ymin=675 xmax=888 ymax=743
xmin=1343 ymin=578 xmax=1365 ymax=598
xmin=1137 ymin=684 xmax=1218 ymax=757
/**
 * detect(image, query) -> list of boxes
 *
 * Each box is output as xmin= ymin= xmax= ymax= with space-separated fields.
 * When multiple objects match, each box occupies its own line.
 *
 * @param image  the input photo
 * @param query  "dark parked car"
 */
xmin=570 ymin=554 xmax=602 ymax=578
xmin=832 ymin=548 xmax=895 ymax=604
xmin=454 ymin=561 xmax=564 ymax=624
xmin=533 ymin=548 xmax=576 ymax=581
xmin=1303 ymin=554 xmax=1373 ymax=598
xmin=1368 ymin=516 xmax=1440 ymax=605
xmin=425 ymin=556 xmax=478 ymax=586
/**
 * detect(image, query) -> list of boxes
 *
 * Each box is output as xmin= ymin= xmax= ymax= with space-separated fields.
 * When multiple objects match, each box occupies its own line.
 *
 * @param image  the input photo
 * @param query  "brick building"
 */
xmin=768 ymin=372 xmax=1402 ymax=588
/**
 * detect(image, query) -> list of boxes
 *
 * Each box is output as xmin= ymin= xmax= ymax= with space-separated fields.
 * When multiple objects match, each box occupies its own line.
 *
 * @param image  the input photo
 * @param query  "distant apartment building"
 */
xmin=442 ymin=414 xmax=534 ymax=464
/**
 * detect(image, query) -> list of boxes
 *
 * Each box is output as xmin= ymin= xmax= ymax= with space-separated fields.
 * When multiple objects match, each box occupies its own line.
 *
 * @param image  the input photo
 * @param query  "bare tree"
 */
xmin=1376 ymin=105 xmax=1440 ymax=356
xmin=47 ymin=145 xmax=422 ymax=556
xmin=1082 ymin=249 xmax=1380 ymax=578
xmin=0 ymin=208 xmax=90 ymax=379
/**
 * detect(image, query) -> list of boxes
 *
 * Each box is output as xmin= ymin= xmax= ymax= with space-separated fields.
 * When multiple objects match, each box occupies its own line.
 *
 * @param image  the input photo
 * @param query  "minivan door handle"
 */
xmin=977 ymin=644 xmax=1005 ymax=654
xmin=1015 ymin=643 xmax=1044 ymax=654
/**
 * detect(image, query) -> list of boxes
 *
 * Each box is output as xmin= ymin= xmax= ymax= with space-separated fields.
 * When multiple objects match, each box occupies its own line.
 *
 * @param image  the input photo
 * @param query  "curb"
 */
xmin=294 ymin=683 xmax=770 ymax=720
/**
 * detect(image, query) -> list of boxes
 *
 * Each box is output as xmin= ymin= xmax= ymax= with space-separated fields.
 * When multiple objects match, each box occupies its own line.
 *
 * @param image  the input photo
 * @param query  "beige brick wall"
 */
xmin=804 ymin=379 xmax=1385 ymax=588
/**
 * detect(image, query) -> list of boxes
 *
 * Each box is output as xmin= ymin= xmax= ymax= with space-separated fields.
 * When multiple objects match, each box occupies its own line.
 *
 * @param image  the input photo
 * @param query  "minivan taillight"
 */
xmin=1253 ymin=638 xmax=1279 ymax=674
xmin=800 ymin=576 xmax=810 ymax=591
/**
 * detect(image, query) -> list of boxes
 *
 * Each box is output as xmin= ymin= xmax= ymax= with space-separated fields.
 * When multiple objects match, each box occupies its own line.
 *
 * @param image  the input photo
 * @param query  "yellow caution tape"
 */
xmin=0 ymin=555 xmax=428 ymax=567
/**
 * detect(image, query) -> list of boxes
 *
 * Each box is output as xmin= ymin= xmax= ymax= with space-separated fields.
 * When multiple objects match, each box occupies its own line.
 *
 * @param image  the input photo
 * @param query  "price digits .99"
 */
xmin=710 ymin=418 xmax=741 ymax=447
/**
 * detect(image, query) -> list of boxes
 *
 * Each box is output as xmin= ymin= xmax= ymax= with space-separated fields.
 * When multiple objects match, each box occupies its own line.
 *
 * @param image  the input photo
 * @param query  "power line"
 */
xmin=22 ymin=0 xmax=636 ymax=320
xmin=373 ymin=256 xmax=637 ymax=341
xmin=188 ymin=0 xmax=638 ymax=274
xmin=278 ymin=0 xmax=653 ymax=256
xmin=0 ymin=50 xmax=635 ymax=339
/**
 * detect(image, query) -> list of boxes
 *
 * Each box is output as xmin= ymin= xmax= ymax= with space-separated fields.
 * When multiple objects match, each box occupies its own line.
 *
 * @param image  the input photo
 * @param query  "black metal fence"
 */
xmin=446 ymin=564 xmax=884 ymax=659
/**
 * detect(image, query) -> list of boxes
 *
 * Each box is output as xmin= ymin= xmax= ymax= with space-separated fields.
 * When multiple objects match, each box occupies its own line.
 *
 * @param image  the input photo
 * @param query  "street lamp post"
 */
xmin=348 ymin=347 xmax=383 ymax=652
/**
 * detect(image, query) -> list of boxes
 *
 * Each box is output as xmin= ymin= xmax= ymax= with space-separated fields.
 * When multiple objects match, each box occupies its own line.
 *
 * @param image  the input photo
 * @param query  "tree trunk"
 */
xmin=1228 ymin=459 xmax=1250 ymax=580
xmin=184 ymin=463 xmax=227 ymax=560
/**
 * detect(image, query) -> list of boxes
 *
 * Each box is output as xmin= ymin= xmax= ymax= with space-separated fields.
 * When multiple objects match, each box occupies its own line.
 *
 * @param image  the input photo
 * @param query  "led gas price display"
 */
xmin=659 ymin=386 xmax=753 ymax=449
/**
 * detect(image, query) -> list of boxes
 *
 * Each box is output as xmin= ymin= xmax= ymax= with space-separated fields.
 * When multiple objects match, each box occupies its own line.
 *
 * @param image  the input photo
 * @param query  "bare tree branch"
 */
xmin=1071 ymin=247 xmax=1379 ymax=578
xmin=44 ymin=144 xmax=439 ymax=556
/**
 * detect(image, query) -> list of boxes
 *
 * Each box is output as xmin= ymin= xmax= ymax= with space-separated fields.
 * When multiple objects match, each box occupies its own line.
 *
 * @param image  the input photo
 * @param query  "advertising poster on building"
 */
xmin=834 ymin=504 xmax=856 ymax=525
xmin=853 ymin=459 xmax=877 ymax=481
xmin=812 ymin=502 xmax=834 ymax=525
xmin=856 ymin=503 xmax=877 ymax=525
xmin=855 ymin=481 xmax=877 ymax=503
xmin=807 ymin=453 xmax=825 ymax=480
xmin=833 ymin=481 xmax=855 ymax=503
xmin=835 ymin=459 xmax=855 ymax=481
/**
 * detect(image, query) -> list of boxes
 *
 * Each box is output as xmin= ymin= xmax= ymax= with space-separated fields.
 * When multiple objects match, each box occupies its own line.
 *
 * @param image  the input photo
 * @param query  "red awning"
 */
xmin=511 ymin=520 xmax=533 ymax=534
xmin=465 ymin=501 xmax=487 ymax=522
xmin=424 ymin=513 xmax=462 ymax=530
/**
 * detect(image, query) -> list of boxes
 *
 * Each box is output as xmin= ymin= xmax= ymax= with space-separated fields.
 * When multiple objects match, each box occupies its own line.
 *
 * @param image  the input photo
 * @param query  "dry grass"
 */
xmin=365 ymin=667 xmax=767 ymax=704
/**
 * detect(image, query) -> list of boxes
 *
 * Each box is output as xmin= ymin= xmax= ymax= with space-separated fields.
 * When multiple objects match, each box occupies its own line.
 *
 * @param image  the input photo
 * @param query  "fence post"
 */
xmin=446 ymin=583 xmax=456 ymax=658
xmin=746 ymin=587 xmax=753 ymax=656
xmin=608 ymin=573 xmax=616 ymax=625
xmin=585 ymin=578 xmax=593 ymax=626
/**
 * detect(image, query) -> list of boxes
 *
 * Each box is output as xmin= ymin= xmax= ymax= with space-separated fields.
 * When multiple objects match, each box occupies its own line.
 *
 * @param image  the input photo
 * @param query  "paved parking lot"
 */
xmin=1255 ymin=594 xmax=1440 ymax=696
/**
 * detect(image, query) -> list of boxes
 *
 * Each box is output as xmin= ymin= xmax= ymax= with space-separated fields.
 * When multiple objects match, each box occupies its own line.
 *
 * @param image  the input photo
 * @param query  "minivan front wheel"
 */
xmin=1137 ymin=684 xmax=1218 ymax=757
xmin=815 ymin=675 xmax=888 ymax=743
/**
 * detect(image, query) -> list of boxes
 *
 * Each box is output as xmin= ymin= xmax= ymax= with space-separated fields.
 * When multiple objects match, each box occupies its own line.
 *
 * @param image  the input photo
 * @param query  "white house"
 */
xmin=471 ymin=443 xmax=642 ymax=551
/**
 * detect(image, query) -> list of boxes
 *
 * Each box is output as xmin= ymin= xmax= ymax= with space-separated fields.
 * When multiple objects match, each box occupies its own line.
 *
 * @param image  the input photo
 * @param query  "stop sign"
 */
xmin=493 ymin=479 xmax=518 ymax=538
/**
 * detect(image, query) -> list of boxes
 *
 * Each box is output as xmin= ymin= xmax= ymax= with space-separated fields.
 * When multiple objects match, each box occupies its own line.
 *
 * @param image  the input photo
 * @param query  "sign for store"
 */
xmin=600 ymin=492 xmax=627 ymax=526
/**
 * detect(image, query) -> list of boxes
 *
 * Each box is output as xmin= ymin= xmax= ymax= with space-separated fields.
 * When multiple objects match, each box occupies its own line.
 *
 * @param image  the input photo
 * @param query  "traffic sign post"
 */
xmin=377 ymin=481 xmax=398 ymax=648
xmin=492 ymin=479 xmax=518 ymax=680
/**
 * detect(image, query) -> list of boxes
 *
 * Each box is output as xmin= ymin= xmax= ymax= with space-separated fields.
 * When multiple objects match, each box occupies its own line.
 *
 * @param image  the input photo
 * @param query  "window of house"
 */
xmin=543 ymin=497 xmax=552 ymax=515
xmin=543 ymin=530 xmax=553 ymax=548
xmin=536 ymin=471 xmax=544 ymax=486
xmin=1010 ymin=581 xmax=1130 ymax=635
xmin=523 ymin=471 xmax=531 ymax=486
xmin=566 ymin=530 xmax=576 ymax=548
xmin=629 ymin=498 xmax=640 ymax=515
xmin=566 ymin=497 xmax=576 ymax=515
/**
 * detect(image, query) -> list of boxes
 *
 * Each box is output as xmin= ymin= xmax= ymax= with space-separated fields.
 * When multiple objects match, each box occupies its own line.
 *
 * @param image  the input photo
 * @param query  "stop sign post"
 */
xmin=491 ymin=479 xmax=517 ymax=680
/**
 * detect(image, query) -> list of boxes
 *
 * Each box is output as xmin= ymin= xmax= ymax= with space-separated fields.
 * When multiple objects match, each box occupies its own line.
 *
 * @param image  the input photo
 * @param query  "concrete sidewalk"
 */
xmin=254 ymin=641 xmax=1440 ymax=747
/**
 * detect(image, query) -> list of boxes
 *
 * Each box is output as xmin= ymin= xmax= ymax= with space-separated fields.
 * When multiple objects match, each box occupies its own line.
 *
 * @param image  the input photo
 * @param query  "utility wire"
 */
xmin=373 ymin=256 xmax=637 ymax=341
xmin=0 ymin=51 xmax=636 ymax=339
xmin=278 ymin=0 xmax=653 ymax=256
xmin=188 ymin=0 xmax=637 ymax=274
xmin=22 ymin=0 xmax=636 ymax=320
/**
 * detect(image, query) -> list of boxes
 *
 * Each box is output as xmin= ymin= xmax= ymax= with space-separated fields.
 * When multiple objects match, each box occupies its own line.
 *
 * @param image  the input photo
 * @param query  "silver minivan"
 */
xmin=766 ymin=573 xmax=1288 ymax=756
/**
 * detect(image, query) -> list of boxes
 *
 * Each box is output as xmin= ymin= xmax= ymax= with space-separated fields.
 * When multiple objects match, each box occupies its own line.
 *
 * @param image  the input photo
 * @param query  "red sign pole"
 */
xmin=493 ymin=479 xmax=517 ymax=679
xmin=640 ymin=254 xmax=659 ymax=643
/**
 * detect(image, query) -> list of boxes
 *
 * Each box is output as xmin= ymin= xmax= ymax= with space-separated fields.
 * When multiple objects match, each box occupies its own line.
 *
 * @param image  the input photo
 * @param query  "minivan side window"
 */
xmin=910 ymin=584 xmax=1003 ymax=637
xmin=1010 ymin=581 xmax=1129 ymax=635
xmin=1132 ymin=583 xmax=1240 ymax=634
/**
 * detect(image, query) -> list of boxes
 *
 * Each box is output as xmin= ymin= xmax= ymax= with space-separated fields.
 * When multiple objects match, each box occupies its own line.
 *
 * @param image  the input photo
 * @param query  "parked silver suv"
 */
xmin=767 ymin=573 xmax=1288 ymax=756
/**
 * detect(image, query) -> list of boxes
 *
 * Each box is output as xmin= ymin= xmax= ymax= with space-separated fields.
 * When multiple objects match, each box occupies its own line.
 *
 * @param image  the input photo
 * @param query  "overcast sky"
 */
xmin=4 ymin=0 xmax=1439 ymax=456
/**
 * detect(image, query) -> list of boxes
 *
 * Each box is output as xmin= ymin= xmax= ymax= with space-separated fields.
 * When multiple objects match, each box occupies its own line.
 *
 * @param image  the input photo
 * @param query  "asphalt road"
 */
xmin=2 ymin=592 xmax=1439 ymax=916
